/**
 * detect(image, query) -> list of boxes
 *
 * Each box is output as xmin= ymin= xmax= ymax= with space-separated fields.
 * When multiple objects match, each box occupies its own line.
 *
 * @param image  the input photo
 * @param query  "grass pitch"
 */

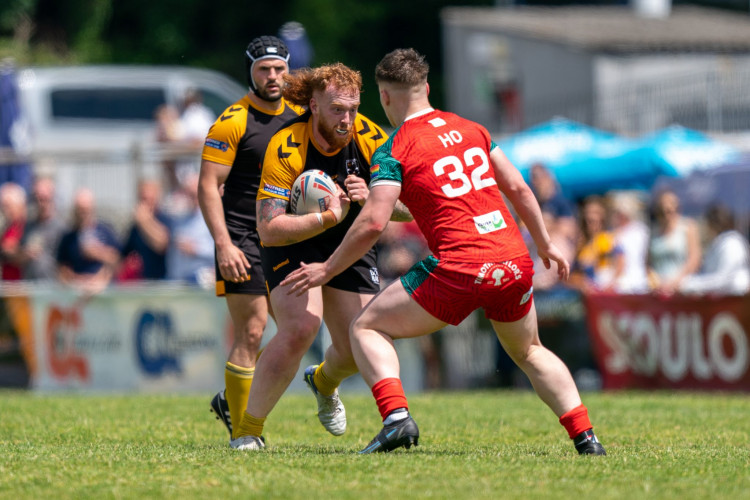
xmin=1 ymin=389 xmax=749 ymax=499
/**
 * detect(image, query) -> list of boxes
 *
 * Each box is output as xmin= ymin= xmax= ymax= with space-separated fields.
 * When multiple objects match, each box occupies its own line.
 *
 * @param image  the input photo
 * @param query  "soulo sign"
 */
xmin=584 ymin=294 xmax=750 ymax=390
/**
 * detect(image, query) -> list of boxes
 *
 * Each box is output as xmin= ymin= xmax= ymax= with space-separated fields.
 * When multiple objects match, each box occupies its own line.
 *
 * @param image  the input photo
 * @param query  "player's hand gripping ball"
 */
xmin=289 ymin=170 xmax=337 ymax=214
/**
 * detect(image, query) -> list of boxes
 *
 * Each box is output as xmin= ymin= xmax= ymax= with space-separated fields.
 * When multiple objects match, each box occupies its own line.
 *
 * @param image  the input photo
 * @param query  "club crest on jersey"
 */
xmin=474 ymin=261 xmax=522 ymax=285
xmin=369 ymin=267 xmax=380 ymax=285
xmin=473 ymin=210 xmax=507 ymax=234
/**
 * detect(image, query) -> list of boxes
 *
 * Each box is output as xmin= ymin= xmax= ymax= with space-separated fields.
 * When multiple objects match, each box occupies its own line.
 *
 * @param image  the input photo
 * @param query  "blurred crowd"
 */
xmin=524 ymin=163 xmax=750 ymax=297
xmin=0 ymin=172 xmax=216 ymax=292
xmin=377 ymin=162 xmax=750 ymax=298
xmin=0 ymin=88 xmax=218 ymax=292
xmin=1 ymin=147 xmax=749 ymax=298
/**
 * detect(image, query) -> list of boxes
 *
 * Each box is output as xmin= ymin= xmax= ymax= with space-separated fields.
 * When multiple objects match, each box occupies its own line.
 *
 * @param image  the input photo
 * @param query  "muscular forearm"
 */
xmin=390 ymin=200 xmax=413 ymax=222
xmin=257 ymin=197 xmax=337 ymax=246
xmin=325 ymin=214 xmax=384 ymax=278
xmin=324 ymin=186 xmax=395 ymax=276
xmin=490 ymin=147 xmax=551 ymax=251
xmin=198 ymin=183 xmax=232 ymax=249
xmin=507 ymin=185 xmax=552 ymax=251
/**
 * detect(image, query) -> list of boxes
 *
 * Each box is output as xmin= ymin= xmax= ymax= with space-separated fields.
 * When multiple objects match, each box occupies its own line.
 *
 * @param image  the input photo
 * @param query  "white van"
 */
xmin=17 ymin=65 xmax=246 ymax=153
xmin=15 ymin=65 xmax=247 ymax=226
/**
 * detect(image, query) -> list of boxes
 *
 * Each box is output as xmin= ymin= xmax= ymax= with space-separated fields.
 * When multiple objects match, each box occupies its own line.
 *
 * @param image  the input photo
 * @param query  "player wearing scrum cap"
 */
xmin=198 ymin=35 xmax=305 ymax=449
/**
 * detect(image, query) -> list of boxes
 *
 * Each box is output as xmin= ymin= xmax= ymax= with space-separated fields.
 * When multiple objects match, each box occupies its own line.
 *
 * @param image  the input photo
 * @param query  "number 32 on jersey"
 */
xmin=433 ymin=143 xmax=496 ymax=198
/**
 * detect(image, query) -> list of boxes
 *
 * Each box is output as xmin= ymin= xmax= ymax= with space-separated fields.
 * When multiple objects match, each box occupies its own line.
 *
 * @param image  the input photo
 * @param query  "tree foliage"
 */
xmin=0 ymin=0 xmax=495 ymax=118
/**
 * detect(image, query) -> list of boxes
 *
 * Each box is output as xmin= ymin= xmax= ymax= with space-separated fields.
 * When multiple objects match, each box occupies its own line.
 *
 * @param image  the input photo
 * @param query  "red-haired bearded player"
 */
xmin=227 ymin=61 xmax=412 ymax=451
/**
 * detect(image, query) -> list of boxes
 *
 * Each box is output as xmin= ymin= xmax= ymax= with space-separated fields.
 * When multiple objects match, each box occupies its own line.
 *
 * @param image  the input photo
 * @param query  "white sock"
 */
xmin=383 ymin=408 xmax=408 ymax=425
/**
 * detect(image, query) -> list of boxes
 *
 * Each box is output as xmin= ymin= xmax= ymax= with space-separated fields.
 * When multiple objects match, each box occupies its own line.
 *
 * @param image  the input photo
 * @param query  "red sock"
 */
xmin=559 ymin=404 xmax=593 ymax=439
xmin=371 ymin=378 xmax=409 ymax=420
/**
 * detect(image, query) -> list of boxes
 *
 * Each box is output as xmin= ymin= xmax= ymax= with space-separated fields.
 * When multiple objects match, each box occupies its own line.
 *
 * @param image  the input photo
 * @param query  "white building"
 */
xmin=441 ymin=5 xmax=750 ymax=137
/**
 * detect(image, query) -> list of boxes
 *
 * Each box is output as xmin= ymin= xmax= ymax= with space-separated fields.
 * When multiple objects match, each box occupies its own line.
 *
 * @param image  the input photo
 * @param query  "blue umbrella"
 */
xmin=497 ymin=117 xmax=659 ymax=199
xmin=652 ymin=153 xmax=750 ymax=219
xmin=0 ymin=61 xmax=32 ymax=193
xmin=497 ymin=118 xmax=739 ymax=200
xmin=637 ymin=125 xmax=740 ymax=178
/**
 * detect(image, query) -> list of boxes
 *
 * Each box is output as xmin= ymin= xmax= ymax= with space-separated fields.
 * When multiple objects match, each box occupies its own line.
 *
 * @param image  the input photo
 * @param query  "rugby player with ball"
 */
xmin=229 ymin=62 xmax=411 ymax=450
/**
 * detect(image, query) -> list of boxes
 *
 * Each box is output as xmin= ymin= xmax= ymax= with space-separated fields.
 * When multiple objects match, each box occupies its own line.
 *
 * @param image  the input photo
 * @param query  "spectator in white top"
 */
xmin=680 ymin=204 xmax=750 ymax=296
xmin=609 ymin=191 xmax=649 ymax=293
xmin=180 ymin=88 xmax=215 ymax=144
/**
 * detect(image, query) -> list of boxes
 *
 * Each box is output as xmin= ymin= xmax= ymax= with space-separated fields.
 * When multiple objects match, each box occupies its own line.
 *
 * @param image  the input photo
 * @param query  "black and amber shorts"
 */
xmin=261 ymin=241 xmax=380 ymax=294
xmin=215 ymin=228 xmax=267 ymax=296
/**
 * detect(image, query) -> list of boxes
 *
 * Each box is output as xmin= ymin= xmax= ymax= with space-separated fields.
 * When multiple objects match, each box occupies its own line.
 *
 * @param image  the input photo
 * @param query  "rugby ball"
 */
xmin=289 ymin=169 xmax=337 ymax=214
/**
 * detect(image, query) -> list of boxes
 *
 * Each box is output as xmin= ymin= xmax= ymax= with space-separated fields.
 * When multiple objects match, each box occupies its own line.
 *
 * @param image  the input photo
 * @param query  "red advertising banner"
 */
xmin=584 ymin=293 xmax=750 ymax=391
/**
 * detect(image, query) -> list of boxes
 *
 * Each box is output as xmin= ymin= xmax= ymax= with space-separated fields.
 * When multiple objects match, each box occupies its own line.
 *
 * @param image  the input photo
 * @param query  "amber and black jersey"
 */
xmin=258 ymin=110 xmax=388 ymax=247
xmin=201 ymin=95 xmax=305 ymax=230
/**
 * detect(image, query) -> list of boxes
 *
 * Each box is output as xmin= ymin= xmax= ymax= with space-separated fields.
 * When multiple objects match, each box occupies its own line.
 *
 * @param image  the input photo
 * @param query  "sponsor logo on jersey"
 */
xmin=473 ymin=210 xmax=507 ymax=234
xmin=370 ymin=164 xmax=380 ymax=181
xmin=503 ymin=260 xmax=524 ymax=280
xmin=475 ymin=262 xmax=509 ymax=285
xmin=369 ymin=267 xmax=380 ymax=285
xmin=263 ymin=183 xmax=291 ymax=198
xmin=474 ymin=260 xmax=523 ymax=285
xmin=519 ymin=286 xmax=533 ymax=305
xmin=205 ymin=138 xmax=229 ymax=152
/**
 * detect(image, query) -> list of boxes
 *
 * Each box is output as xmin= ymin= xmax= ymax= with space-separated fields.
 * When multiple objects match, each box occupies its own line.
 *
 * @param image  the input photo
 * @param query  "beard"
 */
xmin=316 ymin=115 xmax=353 ymax=151
xmin=255 ymin=82 xmax=283 ymax=103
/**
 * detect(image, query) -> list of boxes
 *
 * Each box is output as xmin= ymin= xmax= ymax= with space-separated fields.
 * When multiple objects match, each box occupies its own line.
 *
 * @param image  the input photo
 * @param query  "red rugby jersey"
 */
xmin=370 ymin=108 xmax=528 ymax=263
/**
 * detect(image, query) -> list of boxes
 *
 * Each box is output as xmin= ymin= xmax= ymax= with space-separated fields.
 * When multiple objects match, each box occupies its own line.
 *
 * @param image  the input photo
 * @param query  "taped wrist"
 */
xmin=320 ymin=209 xmax=337 ymax=228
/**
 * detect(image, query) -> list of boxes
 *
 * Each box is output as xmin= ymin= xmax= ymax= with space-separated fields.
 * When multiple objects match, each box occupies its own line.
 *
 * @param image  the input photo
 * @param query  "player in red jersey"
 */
xmin=281 ymin=48 xmax=606 ymax=456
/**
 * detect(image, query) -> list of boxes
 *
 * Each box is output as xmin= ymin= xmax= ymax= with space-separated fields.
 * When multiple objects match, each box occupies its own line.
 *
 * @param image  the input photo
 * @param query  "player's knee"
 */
xmin=234 ymin=329 xmax=263 ymax=351
xmin=349 ymin=320 xmax=365 ymax=345
xmin=279 ymin=320 xmax=321 ymax=351
xmin=237 ymin=319 xmax=267 ymax=340
xmin=350 ymin=312 xmax=374 ymax=337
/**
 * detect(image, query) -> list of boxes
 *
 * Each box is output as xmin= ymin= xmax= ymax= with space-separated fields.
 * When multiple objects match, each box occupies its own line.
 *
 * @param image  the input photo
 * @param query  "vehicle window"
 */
xmin=51 ymin=88 xmax=167 ymax=120
xmin=200 ymin=89 xmax=238 ymax=117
